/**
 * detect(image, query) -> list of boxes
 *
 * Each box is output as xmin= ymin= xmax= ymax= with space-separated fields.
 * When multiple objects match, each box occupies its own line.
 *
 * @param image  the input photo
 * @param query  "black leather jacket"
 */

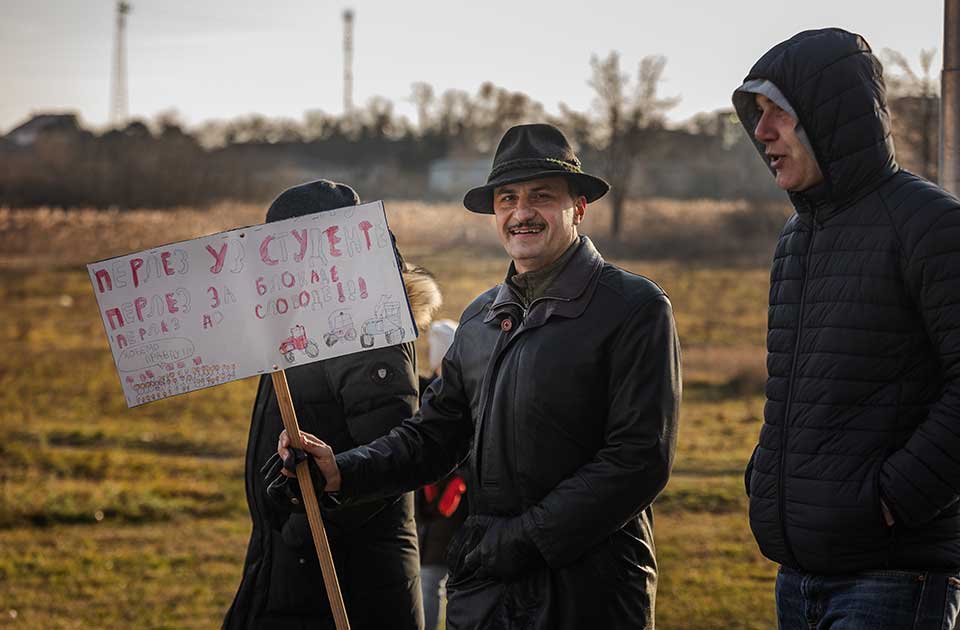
xmin=336 ymin=237 xmax=681 ymax=629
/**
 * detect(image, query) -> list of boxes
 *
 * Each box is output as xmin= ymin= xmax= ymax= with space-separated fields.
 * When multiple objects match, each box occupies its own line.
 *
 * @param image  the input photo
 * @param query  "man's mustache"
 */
xmin=506 ymin=221 xmax=546 ymax=231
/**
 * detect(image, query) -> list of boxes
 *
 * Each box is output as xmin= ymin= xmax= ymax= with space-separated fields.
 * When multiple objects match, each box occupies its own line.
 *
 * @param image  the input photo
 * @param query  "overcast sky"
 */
xmin=0 ymin=0 xmax=945 ymax=133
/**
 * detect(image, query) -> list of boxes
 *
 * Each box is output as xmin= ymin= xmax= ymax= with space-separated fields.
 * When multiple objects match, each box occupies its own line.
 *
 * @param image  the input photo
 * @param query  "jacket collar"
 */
xmin=483 ymin=236 xmax=604 ymax=329
xmin=789 ymin=170 xmax=897 ymax=225
xmin=788 ymin=179 xmax=835 ymax=220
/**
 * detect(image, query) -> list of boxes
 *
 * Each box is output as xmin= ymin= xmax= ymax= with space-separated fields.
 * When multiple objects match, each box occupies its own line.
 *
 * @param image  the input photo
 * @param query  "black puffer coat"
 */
xmin=334 ymin=237 xmax=681 ymax=629
xmin=735 ymin=28 xmax=960 ymax=573
xmin=223 ymin=269 xmax=440 ymax=630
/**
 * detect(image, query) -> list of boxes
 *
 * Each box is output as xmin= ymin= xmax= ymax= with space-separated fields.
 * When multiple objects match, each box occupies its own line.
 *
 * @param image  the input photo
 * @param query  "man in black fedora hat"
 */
xmin=276 ymin=124 xmax=681 ymax=629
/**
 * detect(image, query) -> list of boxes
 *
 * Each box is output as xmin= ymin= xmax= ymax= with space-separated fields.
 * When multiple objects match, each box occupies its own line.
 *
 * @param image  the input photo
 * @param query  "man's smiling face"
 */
xmin=492 ymin=176 xmax=586 ymax=274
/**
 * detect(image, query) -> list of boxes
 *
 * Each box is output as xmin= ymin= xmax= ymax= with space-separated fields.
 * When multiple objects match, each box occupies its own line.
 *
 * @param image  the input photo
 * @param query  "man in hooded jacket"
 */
xmin=733 ymin=28 xmax=960 ymax=628
xmin=222 ymin=180 xmax=441 ymax=630
xmin=275 ymin=124 xmax=681 ymax=629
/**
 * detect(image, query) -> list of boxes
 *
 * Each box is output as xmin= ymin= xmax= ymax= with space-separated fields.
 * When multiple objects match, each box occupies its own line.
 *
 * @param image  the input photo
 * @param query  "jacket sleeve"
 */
xmin=322 ymin=342 xmax=419 ymax=447
xmin=333 ymin=333 xmax=476 ymax=503
xmin=880 ymin=198 xmax=960 ymax=528
xmin=744 ymin=445 xmax=758 ymax=497
xmin=258 ymin=345 xmax=420 ymax=529
xmin=247 ymin=376 xmax=292 ymax=531
xmin=520 ymin=294 xmax=681 ymax=568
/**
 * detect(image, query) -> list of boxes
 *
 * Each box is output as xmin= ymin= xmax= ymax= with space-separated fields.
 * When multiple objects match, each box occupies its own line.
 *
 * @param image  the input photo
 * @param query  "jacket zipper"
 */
xmin=779 ymin=213 xmax=818 ymax=568
xmin=472 ymin=304 xmax=522 ymax=490
xmin=472 ymin=295 xmax=567 ymax=490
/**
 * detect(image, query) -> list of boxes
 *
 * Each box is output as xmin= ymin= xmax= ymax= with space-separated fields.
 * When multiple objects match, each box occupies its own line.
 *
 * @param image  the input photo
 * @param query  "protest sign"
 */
xmin=87 ymin=201 xmax=416 ymax=408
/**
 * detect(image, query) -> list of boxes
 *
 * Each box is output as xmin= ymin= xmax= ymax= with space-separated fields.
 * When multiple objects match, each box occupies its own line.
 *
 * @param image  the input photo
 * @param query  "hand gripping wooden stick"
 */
xmin=272 ymin=370 xmax=351 ymax=630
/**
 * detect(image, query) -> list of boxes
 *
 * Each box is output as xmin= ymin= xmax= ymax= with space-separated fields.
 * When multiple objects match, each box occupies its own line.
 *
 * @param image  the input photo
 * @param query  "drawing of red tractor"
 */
xmin=279 ymin=325 xmax=320 ymax=363
xmin=323 ymin=310 xmax=357 ymax=347
xmin=360 ymin=296 xmax=406 ymax=348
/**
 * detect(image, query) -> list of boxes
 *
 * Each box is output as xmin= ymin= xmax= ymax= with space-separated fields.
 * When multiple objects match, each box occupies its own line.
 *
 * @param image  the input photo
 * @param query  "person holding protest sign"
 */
xmin=223 ymin=180 xmax=441 ymax=630
xmin=278 ymin=124 xmax=681 ymax=629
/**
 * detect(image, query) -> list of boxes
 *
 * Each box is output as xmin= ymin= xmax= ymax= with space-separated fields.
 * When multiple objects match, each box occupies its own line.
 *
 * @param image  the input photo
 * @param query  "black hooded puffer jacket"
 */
xmin=734 ymin=28 xmax=960 ymax=573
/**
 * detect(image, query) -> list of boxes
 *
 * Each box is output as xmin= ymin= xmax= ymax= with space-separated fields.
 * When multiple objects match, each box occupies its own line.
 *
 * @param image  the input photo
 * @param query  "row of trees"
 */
xmin=0 ymin=48 xmax=940 ymax=239
xmin=882 ymin=48 xmax=939 ymax=182
xmin=185 ymin=81 xmax=549 ymax=154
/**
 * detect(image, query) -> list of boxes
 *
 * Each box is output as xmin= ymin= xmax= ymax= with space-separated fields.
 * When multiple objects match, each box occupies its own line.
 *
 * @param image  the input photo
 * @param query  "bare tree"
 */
xmin=469 ymin=82 xmax=546 ymax=152
xmin=882 ymin=48 xmax=939 ymax=180
xmin=580 ymin=52 xmax=678 ymax=239
xmin=410 ymin=82 xmax=435 ymax=135
xmin=409 ymin=81 xmax=544 ymax=155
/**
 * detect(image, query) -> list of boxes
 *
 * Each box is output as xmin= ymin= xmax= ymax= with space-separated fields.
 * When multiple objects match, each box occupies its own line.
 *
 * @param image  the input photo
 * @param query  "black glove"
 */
xmin=261 ymin=449 xmax=327 ymax=514
xmin=446 ymin=518 xmax=486 ymax=581
xmin=462 ymin=516 xmax=542 ymax=581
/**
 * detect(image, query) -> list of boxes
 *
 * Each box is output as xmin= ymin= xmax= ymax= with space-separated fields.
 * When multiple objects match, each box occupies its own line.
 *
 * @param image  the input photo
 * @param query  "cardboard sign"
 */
xmin=87 ymin=201 xmax=416 ymax=407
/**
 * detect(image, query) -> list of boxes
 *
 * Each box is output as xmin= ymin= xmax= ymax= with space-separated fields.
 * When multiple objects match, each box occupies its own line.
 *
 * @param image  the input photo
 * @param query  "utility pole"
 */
xmin=343 ymin=9 xmax=354 ymax=114
xmin=110 ymin=1 xmax=132 ymax=126
xmin=942 ymin=0 xmax=960 ymax=193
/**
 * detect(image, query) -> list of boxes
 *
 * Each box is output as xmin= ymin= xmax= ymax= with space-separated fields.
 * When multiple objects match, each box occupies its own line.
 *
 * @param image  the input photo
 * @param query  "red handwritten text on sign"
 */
xmin=87 ymin=202 xmax=413 ymax=407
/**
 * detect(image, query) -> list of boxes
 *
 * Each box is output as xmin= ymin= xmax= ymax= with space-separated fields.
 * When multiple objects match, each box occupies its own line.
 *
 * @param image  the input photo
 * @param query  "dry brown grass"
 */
xmin=0 ymin=256 xmax=777 ymax=629
xmin=0 ymin=197 xmax=791 ymax=268
xmin=0 ymin=201 xmax=785 ymax=628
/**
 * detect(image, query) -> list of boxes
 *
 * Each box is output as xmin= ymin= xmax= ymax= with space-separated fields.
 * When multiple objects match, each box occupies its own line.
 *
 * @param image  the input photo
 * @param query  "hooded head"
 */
xmin=265 ymin=179 xmax=360 ymax=224
xmin=732 ymin=28 xmax=898 ymax=209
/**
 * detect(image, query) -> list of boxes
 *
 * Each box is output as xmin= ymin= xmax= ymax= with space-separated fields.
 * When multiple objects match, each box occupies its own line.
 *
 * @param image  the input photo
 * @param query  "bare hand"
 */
xmin=880 ymin=498 xmax=895 ymax=527
xmin=278 ymin=429 xmax=342 ymax=492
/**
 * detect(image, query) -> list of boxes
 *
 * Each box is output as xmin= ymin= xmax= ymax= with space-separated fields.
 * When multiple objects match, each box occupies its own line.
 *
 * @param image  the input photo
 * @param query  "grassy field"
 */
xmin=0 ymin=203 xmax=779 ymax=629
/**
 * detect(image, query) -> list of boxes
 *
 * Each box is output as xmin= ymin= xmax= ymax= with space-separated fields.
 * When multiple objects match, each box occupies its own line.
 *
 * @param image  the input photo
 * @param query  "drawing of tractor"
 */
xmin=360 ymin=295 xmax=406 ymax=348
xmin=279 ymin=325 xmax=320 ymax=363
xmin=323 ymin=310 xmax=357 ymax=347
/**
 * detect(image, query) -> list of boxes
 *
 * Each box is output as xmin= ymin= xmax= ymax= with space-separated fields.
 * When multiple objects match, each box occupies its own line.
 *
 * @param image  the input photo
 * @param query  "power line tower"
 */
xmin=343 ymin=9 xmax=354 ymax=113
xmin=110 ymin=1 xmax=132 ymax=126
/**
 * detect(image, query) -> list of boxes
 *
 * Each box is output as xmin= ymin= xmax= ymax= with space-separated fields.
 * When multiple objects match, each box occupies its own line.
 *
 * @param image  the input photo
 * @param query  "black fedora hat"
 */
xmin=463 ymin=123 xmax=609 ymax=214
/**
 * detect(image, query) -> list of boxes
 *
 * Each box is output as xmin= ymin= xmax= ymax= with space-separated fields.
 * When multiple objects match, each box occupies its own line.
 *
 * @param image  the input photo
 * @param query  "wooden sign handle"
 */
xmin=272 ymin=370 xmax=351 ymax=630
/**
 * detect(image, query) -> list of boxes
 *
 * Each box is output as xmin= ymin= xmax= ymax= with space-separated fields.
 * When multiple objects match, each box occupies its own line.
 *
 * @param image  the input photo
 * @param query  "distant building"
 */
xmin=4 ymin=113 xmax=82 ymax=148
xmin=427 ymin=157 xmax=489 ymax=196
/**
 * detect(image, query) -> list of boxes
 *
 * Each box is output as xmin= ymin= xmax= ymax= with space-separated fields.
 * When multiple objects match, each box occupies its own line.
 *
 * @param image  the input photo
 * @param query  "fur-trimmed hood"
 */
xmin=402 ymin=263 xmax=442 ymax=332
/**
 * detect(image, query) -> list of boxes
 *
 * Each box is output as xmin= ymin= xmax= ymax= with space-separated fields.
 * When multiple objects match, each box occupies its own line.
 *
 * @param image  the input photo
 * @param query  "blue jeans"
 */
xmin=777 ymin=566 xmax=960 ymax=629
